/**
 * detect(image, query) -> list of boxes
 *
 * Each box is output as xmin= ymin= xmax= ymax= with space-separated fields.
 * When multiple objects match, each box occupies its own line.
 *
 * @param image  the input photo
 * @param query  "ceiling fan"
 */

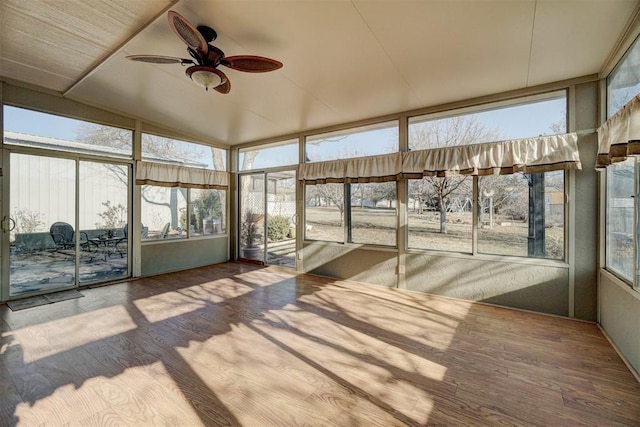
xmin=126 ymin=11 xmax=283 ymax=94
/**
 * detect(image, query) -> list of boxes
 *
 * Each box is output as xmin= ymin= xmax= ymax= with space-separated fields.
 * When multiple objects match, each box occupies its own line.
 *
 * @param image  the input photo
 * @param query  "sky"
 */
xmin=5 ymin=95 xmax=566 ymax=169
xmin=5 ymin=106 xmax=83 ymax=140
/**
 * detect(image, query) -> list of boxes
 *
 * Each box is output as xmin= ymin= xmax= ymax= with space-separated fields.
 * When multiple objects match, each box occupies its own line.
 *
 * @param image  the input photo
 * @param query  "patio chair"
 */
xmin=49 ymin=222 xmax=91 ymax=252
xmin=115 ymin=224 xmax=128 ymax=258
xmin=161 ymin=222 xmax=170 ymax=238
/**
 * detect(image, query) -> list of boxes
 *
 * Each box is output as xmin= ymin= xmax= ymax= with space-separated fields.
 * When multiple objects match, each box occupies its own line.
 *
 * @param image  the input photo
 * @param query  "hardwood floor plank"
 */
xmin=0 ymin=262 xmax=638 ymax=426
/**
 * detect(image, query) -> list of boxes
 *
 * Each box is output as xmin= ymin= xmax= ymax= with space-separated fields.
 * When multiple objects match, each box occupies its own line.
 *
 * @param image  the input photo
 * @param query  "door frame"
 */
xmin=1 ymin=146 xmax=133 ymax=301
xmin=237 ymin=166 xmax=297 ymax=269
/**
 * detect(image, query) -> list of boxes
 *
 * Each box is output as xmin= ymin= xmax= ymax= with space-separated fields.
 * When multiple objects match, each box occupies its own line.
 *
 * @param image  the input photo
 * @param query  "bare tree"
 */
xmin=409 ymin=116 xmax=501 ymax=233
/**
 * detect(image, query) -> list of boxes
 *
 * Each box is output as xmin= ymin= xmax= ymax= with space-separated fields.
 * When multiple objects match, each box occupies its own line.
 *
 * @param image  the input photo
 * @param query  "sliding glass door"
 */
xmin=5 ymin=152 xmax=131 ymax=298
xmin=8 ymin=153 xmax=77 ymax=297
xmin=265 ymin=171 xmax=296 ymax=268
xmin=238 ymin=169 xmax=297 ymax=268
xmin=78 ymin=161 xmax=130 ymax=283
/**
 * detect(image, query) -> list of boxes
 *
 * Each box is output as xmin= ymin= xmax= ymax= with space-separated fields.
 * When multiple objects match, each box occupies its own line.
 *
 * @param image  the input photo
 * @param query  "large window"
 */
xmin=305 ymin=121 xmax=398 ymax=162
xmin=239 ymin=139 xmax=298 ymax=171
xmin=303 ymin=122 xmax=399 ymax=247
xmin=349 ymin=182 xmax=397 ymax=246
xmin=478 ymin=171 xmax=564 ymax=260
xmin=607 ymin=35 xmax=640 ymax=117
xmin=305 ymin=184 xmax=345 ymax=243
xmin=142 ymin=133 xmax=227 ymax=170
xmin=405 ymin=93 xmax=567 ymax=260
xmin=409 ymin=91 xmax=566 ymax=150
xmin=140 ymin=133 xmax=227 ymax=242
xmin=4 ymin=106 xmax=133 ymax=158
xmin=606 ymin=159 xmax=634 ymax=281
xmin=603 ymin=35 xmax=640 ymax=288
xmin=408 ymin=177 xmax=473 ymax=253
xmin=5 ymin=106 xmax=132 ymax=296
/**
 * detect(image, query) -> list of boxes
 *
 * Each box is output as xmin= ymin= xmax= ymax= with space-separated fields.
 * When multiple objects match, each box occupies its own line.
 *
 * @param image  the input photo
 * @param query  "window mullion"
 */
xmin=472 ymin=176 xmax=478 ymax=255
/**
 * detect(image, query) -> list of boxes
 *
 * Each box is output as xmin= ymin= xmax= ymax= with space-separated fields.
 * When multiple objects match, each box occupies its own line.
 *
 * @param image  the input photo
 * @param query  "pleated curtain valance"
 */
xmin=403 ymin=133 xmax=581 ymax=177
xmin=298 ymin=152 xmax=403 ymax=184
xmin=596 ymin=93 xmax=640 ymax=168
xmin=298 ymin=133 xmax=581 ymax=184
xmin=135 ymin=161 xmax=229 ymax=189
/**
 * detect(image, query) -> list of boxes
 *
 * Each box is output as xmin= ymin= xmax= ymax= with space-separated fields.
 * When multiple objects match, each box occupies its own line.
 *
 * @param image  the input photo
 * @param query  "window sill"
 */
xmin=142 ymin=233 xmax=227 ymax=245
xmin=404 ymin=248 xmax=570 ymax=268
xmin=303 ymin=239 xmax=398 ymax=253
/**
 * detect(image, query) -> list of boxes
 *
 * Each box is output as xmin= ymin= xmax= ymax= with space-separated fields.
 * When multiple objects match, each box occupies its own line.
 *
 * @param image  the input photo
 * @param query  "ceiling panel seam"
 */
xmin=62 ymin=0 xmax=181 ymax=97
xmin=525 ymin=0 xmax=538 ymax=87
xmin=349 ymin=0 xmax=420 ymax=106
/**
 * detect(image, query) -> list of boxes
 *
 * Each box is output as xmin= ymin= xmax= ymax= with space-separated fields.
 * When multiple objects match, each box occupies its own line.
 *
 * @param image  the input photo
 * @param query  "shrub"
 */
xmin=267 ymin=215 xmax=290 ymax=242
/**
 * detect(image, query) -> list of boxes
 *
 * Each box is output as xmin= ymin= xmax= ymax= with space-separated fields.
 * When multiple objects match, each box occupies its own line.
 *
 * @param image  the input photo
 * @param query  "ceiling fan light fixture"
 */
xmin=186 ymin=65 xmax=224 ymax=91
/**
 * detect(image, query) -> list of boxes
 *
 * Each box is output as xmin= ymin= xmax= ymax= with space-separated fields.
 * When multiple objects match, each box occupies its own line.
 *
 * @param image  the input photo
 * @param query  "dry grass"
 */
xmin=305 ymin=207 xmax=564 ymax=259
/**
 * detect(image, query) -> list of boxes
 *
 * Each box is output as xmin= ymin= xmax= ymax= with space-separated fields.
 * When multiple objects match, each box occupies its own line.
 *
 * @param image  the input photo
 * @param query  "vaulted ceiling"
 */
xmin=1 ymin=0 xmax=638 ymax=146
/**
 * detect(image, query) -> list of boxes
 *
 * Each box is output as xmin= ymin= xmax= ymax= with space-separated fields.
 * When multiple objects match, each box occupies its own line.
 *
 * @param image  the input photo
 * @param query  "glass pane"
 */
xmin=79 ymin=161 xmax=129 ymax=284
xmin=4 ymin=106 xmax=132 ymax=158
xmin=478 ymin=172 xmax=564 ymax=260
xmin=408 ymin=177 xmax=472 ymax=253
xmin=10 ymin=154 xmax=77 ymax=296
xmin=240 ymin=174 xmax=265 ymax=261
xmin=607 ymin=158 xmax=634 ymax=280
xmin=239 ymin=140 xmax=298 ymax=170
xmin=189 ymin=189 xmax=226 ymax=236
xmin=409 ymin=92 xmax=566 ymax=150
xmin=608 ymin=35 xmax=640 ymax=117
xmin=266 ymin=171 xmax=296 ymax=267
xmin=305 ymin=184 xmax=344 ymax=243
xmin=305 ymin=121 xmax=398 ymax=162
xmin=141 ymin=186 xmax=187 ymax=240
xmin=142 ymin=133 xmax=227 ymax=170
xmin=349 ymin=182 xmax=397 ymax=246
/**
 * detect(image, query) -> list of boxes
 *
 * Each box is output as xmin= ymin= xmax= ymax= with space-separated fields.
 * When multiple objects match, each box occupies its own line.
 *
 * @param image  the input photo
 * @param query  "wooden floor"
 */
xmin=1 ymin=262 xmax=639 ymax=426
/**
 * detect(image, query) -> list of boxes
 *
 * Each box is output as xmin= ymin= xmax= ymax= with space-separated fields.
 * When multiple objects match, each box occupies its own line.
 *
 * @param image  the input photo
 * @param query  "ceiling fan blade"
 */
xmin=126 ymin=55 xmax=193 ymax=65
xmin=168 ymin=11 xmax=207 ymax=53
xmin=221 ymin=55 xmax=283 ymax=73
xmin=213 ymin=69 xmax=231 ymax=94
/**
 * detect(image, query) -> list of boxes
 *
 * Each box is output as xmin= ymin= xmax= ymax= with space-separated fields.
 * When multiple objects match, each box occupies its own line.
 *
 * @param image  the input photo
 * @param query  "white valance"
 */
xmin=136 ymin=161 xmax=228 ymax=189
xmin=596 ymin=93 xmax=640 ymax=168
xmin=298 ymin=153 xmax=402 ymax=184
xmin=403 ymin=133 xmax=581 ymax=177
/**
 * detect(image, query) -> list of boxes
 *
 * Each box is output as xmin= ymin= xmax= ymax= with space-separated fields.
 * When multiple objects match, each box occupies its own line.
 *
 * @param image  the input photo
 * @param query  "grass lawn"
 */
xmin=305 ymin=207 xmax=564 ymax=259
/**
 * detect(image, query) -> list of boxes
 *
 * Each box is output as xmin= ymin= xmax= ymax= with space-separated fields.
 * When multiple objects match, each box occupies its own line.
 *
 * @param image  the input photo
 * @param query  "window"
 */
xmin=305 ymin=121 xmax=398 ymax=162
xmin=305 ymin=184 xmax=345 ymax=243
xmin=478 ymin=171 xmax=564 ymax=260
xmin=603 ymin=35 xmax=640 ymax=287
xmin=141 ymin=186 xmax=188 ymax=240
xmin=5 ymin=107 xmax=133 ymax=293
xmin=142 ymin=133 xmax=226 ymax=170
xmin=140 ymin=186 xmax=226 ymax=241
xmin=407 ymin=177 xmax=472 ymax=253
xmin=303 ymin=122 xmax=399 ymax=246
xmin=349 ymin=182 xmax=397 ymax=246
xmin=607 ymin=35 xmax=640 ymax=117
xmin=4 ymin=106 xmax=133 ymax=158
xmin=409 ymin=91 xmax=566 ymax=150
xmin=189 ymin=189 xmax=226 ymax=236
xmin=239 ymin=139 xmax=298 ymax=170
xmin=140 ymin=133 xmax=228 ymax=242
xmin=606 ymin=159 xmax=634 ymax=281
xmin=405 ymin=93 xmax=567 ymax=260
